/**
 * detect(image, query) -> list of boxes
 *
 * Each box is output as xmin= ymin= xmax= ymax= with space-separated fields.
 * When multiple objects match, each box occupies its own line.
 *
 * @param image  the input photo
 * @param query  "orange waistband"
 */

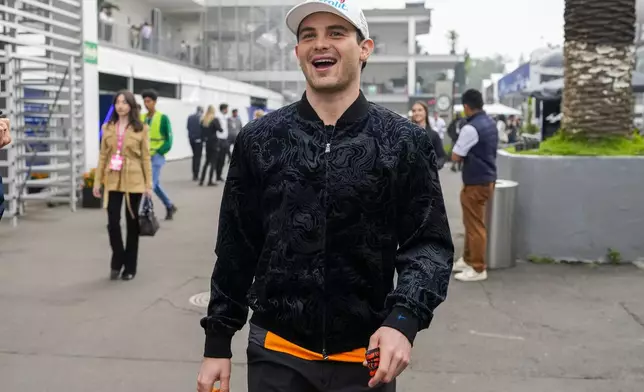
xmin=262 ymin=329 xmax=366 ymax=363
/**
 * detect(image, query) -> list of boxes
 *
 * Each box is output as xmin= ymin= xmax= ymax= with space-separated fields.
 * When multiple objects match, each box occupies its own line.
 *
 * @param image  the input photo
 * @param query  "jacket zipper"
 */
xmin=321 ymin=124 xmax=335 ymax=360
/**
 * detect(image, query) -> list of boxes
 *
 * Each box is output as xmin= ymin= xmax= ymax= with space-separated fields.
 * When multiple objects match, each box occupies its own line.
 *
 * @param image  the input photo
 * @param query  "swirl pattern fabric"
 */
xmin=201 ymin=94 xmax=454 ymax=358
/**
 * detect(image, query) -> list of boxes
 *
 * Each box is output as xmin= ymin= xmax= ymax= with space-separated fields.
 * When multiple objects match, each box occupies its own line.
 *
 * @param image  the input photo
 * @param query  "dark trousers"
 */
xmin=214 ymin=139 xmax=228 ymax=181
xmin=200 ymin=141 xmax=218 ymax=185
xmin=190 ymin=139 xmax=203 ymax=180
xmin=247 ymin=343 xmax=396 ymax=392
xmin=107 ymin=191 xmax=142 ymax=275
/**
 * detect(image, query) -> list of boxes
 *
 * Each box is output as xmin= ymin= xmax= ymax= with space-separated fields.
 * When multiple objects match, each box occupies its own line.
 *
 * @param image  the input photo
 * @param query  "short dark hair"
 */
xmin=141 ymin=89 xmax=158 ymax=101
xmin=461 ymin=89 xmax=484 ymax=111
xmin=219 ymin=103 xmax=228 ymax=112
xmin=232 ymin=108 xmax=238 ymax=114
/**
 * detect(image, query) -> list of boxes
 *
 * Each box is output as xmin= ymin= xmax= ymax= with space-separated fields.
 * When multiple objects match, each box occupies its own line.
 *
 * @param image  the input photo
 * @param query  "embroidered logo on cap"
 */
xmin=318 ymin=0 xmax=348 ymax=11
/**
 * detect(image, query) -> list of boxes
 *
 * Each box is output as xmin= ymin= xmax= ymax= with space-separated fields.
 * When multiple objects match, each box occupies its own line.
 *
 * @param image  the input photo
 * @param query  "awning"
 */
xmin=453 ymin=103 xmax=521 ymax=116
xmin=525 ymin=72 xmax=644 ymax=100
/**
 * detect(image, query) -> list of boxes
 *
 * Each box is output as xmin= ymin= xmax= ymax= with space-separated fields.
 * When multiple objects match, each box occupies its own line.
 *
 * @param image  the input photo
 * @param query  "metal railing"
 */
xmin=99 ymin=21 xmax=205 ymax=68
xmin=0 ymin=0 xmax=84 ymax=226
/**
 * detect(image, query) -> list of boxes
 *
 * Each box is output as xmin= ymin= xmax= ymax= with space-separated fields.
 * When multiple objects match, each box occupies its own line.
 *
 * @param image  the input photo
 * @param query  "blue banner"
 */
xmin=497 ymin=63 xmax=530 ymax=100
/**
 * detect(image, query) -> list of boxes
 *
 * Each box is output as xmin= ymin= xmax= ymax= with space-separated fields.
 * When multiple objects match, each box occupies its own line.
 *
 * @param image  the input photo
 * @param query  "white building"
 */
xmin=100 ymin=0 xmax=463 ymax=114
xmin=207 ymin=1 xmax=463 ymax=113
xmin=0 ymin=0 xmax=284 ymax=223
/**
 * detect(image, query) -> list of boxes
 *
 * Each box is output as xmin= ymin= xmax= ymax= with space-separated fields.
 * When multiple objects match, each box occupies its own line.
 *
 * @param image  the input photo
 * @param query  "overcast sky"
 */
xmin=363 ymin=0 xmax=565 ymax=69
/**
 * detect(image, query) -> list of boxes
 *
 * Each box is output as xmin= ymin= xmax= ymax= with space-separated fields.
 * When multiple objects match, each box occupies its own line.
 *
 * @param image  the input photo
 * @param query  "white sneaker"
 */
xmin=452 ymin=257 xmax=469 ymax=273
xmin=454 ymin=267 xmax=488 ymax=282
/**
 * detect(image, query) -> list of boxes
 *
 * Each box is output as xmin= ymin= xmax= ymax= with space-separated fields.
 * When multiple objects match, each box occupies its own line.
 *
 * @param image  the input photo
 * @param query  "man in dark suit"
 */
xmin=187 ymin=106 xmax=204 ymax=181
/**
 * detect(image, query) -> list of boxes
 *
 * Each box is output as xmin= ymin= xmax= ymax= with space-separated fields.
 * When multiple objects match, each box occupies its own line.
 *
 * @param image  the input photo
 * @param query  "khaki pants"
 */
xmin=460 ymin=183 xmax=495 ymax=272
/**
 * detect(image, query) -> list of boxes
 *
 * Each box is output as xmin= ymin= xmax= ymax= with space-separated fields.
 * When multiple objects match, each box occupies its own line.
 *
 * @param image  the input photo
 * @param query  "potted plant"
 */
xmin=28 ymin=172 xmax=48 ymax=194
xmin=81 ymin=168 xmax=102 ymax=209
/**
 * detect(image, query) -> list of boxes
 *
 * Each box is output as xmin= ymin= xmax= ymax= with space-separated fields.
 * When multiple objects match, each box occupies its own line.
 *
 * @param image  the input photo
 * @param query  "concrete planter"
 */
xmin=497 ymin=150 xmax=644 ymax=263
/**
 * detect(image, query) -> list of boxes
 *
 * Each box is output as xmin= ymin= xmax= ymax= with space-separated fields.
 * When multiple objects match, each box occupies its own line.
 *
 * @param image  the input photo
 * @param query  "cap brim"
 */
xmin=285 ymin=2 xmax=357 ymax=37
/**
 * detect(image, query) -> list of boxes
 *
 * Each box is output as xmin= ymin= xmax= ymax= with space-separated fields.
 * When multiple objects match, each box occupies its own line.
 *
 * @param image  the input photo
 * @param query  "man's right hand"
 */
xmin=197 ymin=357 xmax=231 ymax=392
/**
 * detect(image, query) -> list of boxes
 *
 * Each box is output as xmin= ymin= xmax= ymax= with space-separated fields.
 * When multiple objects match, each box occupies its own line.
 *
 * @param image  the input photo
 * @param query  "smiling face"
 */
xmin=295 ymin=12 xmax=373 ymax=94
xmin=411 ymin=103 xmax=427 ymax=125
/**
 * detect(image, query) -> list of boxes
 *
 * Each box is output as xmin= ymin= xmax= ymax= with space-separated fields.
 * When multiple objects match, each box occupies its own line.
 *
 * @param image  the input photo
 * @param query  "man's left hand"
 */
xmin=363 ymin=326 xmax=412 ymax=388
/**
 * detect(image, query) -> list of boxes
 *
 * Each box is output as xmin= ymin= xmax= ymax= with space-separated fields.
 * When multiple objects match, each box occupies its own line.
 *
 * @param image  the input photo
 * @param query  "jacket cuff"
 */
xmin=204 ymin=334 xmax=233 ymax=358
xmin=381 ymin=307 xmax=421 ymax=345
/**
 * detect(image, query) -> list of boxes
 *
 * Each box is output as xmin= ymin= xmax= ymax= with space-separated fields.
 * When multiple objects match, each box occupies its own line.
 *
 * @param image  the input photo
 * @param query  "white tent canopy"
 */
xmin=453 ymin=103 xmax=521 ymax=116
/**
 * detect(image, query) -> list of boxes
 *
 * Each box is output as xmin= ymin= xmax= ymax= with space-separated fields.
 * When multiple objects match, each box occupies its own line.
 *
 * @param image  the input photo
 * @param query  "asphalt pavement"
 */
xmin=1 ymin=159 xmax=643 ymax=392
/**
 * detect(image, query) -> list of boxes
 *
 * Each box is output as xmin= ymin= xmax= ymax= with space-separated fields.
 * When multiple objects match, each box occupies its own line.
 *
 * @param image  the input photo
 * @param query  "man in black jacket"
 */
xmin=197 ymin=1 xmax=454 ymax=391
xmin=187 ymin=106 xmax=203 ymax=181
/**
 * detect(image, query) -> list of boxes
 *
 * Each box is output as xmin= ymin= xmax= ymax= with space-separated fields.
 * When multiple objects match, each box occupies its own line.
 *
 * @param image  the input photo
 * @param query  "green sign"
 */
xmin=84 ymin=41 xmax=98 ymax=64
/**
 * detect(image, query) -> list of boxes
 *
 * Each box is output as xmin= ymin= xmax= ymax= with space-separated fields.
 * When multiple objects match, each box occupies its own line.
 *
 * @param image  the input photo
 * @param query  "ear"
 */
xmin=294 ymin=44 xmax=302 ymax=68
xmin=360 ymin=38 xmax=374 ymax=63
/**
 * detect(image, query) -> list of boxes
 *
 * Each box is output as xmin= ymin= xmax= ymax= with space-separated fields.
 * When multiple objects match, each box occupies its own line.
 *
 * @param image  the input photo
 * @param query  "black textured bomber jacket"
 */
xmin=200 ymin=91 xmax=454 ymax=358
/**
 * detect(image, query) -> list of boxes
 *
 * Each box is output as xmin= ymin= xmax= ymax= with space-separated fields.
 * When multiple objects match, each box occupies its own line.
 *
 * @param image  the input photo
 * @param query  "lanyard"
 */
xmin=115 ymin=123 xmax=126 ymax=155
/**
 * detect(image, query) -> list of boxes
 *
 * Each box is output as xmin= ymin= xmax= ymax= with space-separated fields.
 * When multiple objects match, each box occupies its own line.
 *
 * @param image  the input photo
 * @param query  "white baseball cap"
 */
xmin=285 ymin=0 xmax=370 ymax=40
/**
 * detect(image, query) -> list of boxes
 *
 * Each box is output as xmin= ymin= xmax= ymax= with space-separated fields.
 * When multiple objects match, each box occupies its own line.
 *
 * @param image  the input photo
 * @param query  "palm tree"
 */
xmin=562 ymin=0 xmax=636 ymax=137
xmin=447 ymin=30 xmax=458 ymax=55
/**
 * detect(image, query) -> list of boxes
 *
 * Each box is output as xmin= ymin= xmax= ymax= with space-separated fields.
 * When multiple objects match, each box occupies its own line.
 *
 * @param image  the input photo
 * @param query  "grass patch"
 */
xmin=508 ymin=132 xmax=644 ymax=156
xmin=527 ymin=255 xmax=556 ymax=264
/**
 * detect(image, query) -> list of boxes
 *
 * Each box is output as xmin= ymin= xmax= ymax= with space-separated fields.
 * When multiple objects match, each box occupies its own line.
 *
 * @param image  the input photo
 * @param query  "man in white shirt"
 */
xmin=430 ymin=112 xmax=446 ymax=140
xmin=450 ymin=89 xmax=498 ymax=282
xmin=214 ymin=103 xmax=229 ymax=182
xmin=99 ymin=8 xmax=114 ymax=42
xmin=140 ymin=22 xmax=152 ymax=52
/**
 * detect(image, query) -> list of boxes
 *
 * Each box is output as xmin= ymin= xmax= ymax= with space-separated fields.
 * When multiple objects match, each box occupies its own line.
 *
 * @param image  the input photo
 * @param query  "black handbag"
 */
xmin=138 ymin=195 xmax=159 ymax=237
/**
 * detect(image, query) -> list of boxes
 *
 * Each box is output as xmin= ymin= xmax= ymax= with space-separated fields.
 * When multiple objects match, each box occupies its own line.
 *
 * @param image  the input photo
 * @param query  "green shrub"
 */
xmin=509 ymin=131 xmax=644 ymax=156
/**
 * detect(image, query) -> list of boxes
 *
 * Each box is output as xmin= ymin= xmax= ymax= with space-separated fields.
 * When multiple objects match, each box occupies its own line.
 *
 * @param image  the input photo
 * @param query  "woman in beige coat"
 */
xmin=94 ymin=90 xmax=153 ymax=281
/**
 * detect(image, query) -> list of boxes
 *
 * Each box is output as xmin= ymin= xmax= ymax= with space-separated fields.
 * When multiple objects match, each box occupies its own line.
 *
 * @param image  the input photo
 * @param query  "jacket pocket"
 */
xmin=125 ymin=132 xmax=143 ymax=158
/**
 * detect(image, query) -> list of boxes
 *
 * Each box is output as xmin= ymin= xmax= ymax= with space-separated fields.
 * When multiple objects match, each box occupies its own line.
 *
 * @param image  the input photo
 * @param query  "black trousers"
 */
xmin=190 ymin=139 xmax=203 ymax=180
xmin=107 ymin=191 xmax=142 ymax=275
xmin=200 ymin=140 xmax=218 ymax=185
xmin=247 ymin=343 xmax=396 ymax=392
xmin=214 ymin=139 xmax=228 ymax=181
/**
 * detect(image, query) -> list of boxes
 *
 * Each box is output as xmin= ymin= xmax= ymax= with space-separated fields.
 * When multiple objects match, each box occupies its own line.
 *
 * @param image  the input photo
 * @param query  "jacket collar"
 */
xmin=297 ymin=90 xmax=370 ymax=125
xmin=467 ymin=110 xmax=487 ymax=121
xmin=106 ymin=121 xmax=134 ymax=132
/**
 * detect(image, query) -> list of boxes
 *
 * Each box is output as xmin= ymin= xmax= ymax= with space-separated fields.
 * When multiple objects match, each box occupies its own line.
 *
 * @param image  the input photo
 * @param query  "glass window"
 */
xmin=133 ymin=78 xmax=178 ymax=99
xmin=99 ymin=72 xmax=129 ymax=93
